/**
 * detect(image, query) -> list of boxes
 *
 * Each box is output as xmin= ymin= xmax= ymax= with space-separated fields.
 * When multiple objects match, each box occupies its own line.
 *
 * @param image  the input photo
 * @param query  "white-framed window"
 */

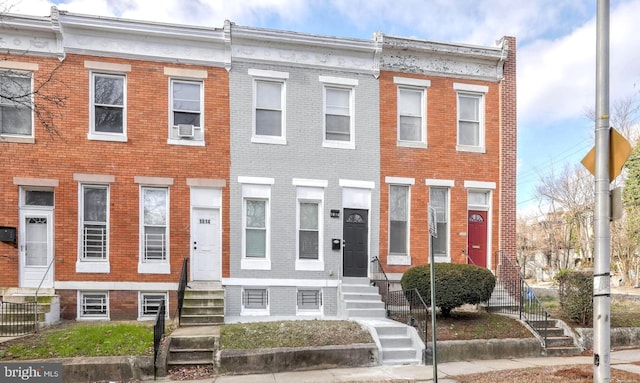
xmin=394 ymin=77 xmax=429 ymax=147
xmin=430 ymin=187 xmax=450 ymax=260
xmin=240 ymin=177 xmax=273 ymax=270
xmin=79 ymin=184 xmax=109 ymax=262
xmin=297 ymin=289 xmax=322 ymax=315
xmin=138 ymin=292 xmax=168 ymax=320
xmin=78 ymin=291 xmax=109 ymax=320
xmin=0 ymin=71 xmax=33 ymax=138
xmin=169 ymin=79 xmax=204 ymax=144
xmin=241 ymin=287 xmax=269 ymax=315
xmin=294 ymin=179 xmax=326 ymax=271
xmin=320 ymin=76 xmax=357 ymax=149
xmin=454 ymin=83 xmax=487 ymax=152
xmin=90 ymin=72 xmax=126 ymax=141
xmin=250 ymin=69 xmax=288 ymax=145
xmin=140 ymin=186 xmax=169 ymax=272
xmin=389 ymin=185 xmax=409 ymax=256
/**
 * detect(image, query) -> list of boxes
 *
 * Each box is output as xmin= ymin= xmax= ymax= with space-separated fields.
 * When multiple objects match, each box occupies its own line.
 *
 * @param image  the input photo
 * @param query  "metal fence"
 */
xmin=0 ymin=301 xmax=37 ymax=337
xmin=177 ymin=257 xmax=189 ymax=326
xmin=153 ymin=299 xmax=166 ymax=380
xmin=493 ymin=250 xmax=549 ymax=347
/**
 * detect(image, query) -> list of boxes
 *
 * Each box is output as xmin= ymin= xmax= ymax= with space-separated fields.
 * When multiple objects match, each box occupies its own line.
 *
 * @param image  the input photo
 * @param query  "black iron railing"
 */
xmin=386 ymin=289 xmax=429 ymax=345
xmin=177 ymin=257 xmax=189 ymax=326
xmin=493 ymin=250 xmax=549 ymax=347
xmin=0 ymin=302 xmax=37 ymax=337
xmin=370 ymin=256 xmax=391 ymax=313
xmin=153 ymin=299 xmax=166 ymax=380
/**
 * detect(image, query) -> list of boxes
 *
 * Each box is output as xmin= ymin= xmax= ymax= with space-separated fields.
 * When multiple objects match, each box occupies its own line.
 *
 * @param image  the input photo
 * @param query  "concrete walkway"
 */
xmin=149 ymin=349 xmax=640 ymax=383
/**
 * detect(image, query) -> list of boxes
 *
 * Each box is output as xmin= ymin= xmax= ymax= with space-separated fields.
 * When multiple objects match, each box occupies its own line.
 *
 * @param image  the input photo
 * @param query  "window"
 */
xmin=90 ymin=73 xmax=126 ymax=139
xmin=141 ymin=187 xmax=168 ymax=264
xmin=245 ymin=199 xmax=267 ymax=258
xmin=299 ymin=202 xmax=319 ymax=259
xmin=297 ymin=289 xmax=322 ymax=314
xmin=24 ymin=190 xmax=54 ymax=207
xmin=240 ymin=177 xmax=273 ymax=270
xmin=139 ymin=292 xmax=167 ymax=320
xmin=79 ymin=292 xmax=109 ymax=319
xmin=242 ymin=288 xmax=269 ymax=315
xmin=169 ymin=79 xmax=203 ymax=143
xmin=394 ymin=77 xmax=429 ymax=147
xmin=430 ymin=187 xmax=449 ymax=259
xmin=0 ymin=72 xmax=33 ymax=137
xmin=80 ymin=185 xmax=108 ymax=262
xmin=250 ymin=69 xmax=288 ymax=144
xmin=454 ymin=83 xmax=487 ymax=152
xmin=323 ymin=86 xmax=354 ymax=148
xmin=389 ymin=185 xmax=409 ymax=255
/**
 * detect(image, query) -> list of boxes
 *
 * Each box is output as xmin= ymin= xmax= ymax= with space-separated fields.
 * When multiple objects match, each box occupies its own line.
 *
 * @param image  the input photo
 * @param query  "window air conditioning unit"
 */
xmin=178 ymin=124 xmax=195 ymax=138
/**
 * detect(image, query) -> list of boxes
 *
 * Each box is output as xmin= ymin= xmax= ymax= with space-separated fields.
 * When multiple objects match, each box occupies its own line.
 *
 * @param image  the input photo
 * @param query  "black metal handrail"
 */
xmin=0 ymin=302 xmax=37 ymax=337
xmin=494 ymin=250 xmax=549 ymax=347
xmin=370 ymin=256 xmax=391 ymax=314
xmin=153 ymin=299 xmax=166 ymax=380
xmin=176 ymin=257 xmax=189 ymax=326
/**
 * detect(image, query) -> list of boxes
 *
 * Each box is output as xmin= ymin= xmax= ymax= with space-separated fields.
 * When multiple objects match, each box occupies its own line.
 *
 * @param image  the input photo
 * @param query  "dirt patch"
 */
xmin=454 ymin=365 xmax=640 ymax=383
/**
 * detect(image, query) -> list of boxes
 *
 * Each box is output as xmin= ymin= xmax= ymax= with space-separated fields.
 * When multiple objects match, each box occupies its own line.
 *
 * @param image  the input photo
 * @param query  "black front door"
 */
xmin=343 ymin=209 xmax=368 ymax=277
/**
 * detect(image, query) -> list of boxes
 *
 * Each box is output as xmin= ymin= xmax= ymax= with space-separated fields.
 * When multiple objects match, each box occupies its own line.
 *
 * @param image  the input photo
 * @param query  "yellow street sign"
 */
xmin=581 ymin=128 xmax=633 ymax=182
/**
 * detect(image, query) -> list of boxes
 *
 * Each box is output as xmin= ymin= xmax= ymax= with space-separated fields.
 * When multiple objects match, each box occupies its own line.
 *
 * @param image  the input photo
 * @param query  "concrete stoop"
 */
xmin=180 ymin=284 xmax=224 ymax=326
xmin=0 ymin=288 xmax=60 ymax=335
xmin=341 ymin=277 xmax=386 ymax=319
xmin=374 ymin=323 xmax=423 ymax=364
xmin=165 ymin=326 xmax=219 ymax=371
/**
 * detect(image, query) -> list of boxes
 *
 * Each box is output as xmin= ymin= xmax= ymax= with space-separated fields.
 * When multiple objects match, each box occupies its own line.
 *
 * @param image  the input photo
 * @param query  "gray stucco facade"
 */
xmin=226 ymin=29 xmax=380 ymax=318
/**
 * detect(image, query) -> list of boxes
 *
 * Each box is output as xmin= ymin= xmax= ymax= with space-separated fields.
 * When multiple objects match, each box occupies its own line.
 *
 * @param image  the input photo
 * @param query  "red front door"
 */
xmin=467 ymin=210 xmax=487 ymax=267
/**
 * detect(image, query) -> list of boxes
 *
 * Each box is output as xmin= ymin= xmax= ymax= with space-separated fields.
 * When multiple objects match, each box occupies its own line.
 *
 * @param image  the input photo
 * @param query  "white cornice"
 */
xmin=379 ymin=34 xmax=508 ymax=82
xmin=0 ymin=12 xmax=63 ymax=58
xmin=230 ymin=25 xmax=379 ymax=76
xmin=55 ymin=9 xmax=229 ymax=67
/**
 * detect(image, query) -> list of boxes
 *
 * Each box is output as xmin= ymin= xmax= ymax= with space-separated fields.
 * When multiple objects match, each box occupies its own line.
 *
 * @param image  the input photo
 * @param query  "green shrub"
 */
xmin=555 ymin=270 xmax=593 ymax=325
xmin=400 ymin=263 xmax=496 ymax=317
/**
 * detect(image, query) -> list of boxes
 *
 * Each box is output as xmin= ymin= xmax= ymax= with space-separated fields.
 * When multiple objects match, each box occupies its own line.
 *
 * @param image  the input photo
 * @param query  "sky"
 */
xmin=7 ymin=0 xmax=640 ymax=216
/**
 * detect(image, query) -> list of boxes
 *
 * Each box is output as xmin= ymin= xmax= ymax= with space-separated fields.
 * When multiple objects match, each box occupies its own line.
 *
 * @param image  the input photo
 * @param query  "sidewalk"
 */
xmin=151 ymin=349 xmax=640 ymax=383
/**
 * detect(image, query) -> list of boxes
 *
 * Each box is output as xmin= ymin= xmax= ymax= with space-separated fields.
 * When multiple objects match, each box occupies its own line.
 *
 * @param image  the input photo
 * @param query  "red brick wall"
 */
xmin=379 ymin=71 xmax=503 ymax=275
xmin=0 ymin=54 xmax=229 ymax=289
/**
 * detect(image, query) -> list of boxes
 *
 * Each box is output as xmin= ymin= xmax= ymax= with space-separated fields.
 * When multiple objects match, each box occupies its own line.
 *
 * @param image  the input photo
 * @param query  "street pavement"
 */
xmin=149 ymin=348 xmax=640 ymax=383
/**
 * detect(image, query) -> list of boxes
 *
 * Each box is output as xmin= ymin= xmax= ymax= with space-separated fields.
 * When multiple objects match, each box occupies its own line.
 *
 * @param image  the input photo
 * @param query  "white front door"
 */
xmin=19 ymin=209 xmax=54 ymax=288
xmin=191 ymin=207 xmax=221 ymax=281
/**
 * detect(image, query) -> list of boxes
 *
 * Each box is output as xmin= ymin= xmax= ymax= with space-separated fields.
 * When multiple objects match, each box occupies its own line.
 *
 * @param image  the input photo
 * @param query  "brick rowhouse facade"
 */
xmin=378 ymin=35 xmax=516 ymax=280
xmin=0 ymin=12 xmax=230 ymax=320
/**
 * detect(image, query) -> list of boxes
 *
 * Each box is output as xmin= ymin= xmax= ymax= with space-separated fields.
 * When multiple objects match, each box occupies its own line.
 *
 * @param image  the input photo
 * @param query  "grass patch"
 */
xmin=436 ymin=311 xmax=533 ymax=341
xmin=0 ymin=322 xmax=153 ymax=360
xmin=221 ymin=320 xmax=372 ymax=349
xmin=538 ymin=294 xmax=640 ymax=328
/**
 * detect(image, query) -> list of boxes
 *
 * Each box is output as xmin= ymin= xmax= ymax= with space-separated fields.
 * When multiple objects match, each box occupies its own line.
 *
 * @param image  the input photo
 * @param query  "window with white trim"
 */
xmin=169 ymin=79 xmax=203 ymax=143
xmin=297 ymin=289 xmax=322 ymax=314
xmin=241 ymin=288 xmax=269 ymax=315
xmin=323 ymin=86 xmax=354 ymax=147
xmin=253 ymin=79 xmax=285 ymax=143
xmin=245 ymin=199 xmax=267 ymax=258
xmin=138 ymin=292 xmax=167 ymax=320
xmin=455 ymin=83 xmax=487 ymax=152
xmin=80 ymin=184 xmax=109 ymax=262
xmin=0 ymin=71 xmax=33 ymax=137
xmin=389 ymin=185 xmax=409 ymax=256
xmin=141 ymin=187 xmax=168 ymax=263
xmin=398 ymin=88 xmax=425 ymax=144
xmin=299 ymin=201 xmax=320 ymax=259
xmin=240 ymin=179 xmax=272 ymax=270
xmin=430 ymin=187 xmax=449 ymax=259
xmin=90 ymin=73 xmax=126 ymax=139
xmin=79 ymin=291 xmax=109 ymax=319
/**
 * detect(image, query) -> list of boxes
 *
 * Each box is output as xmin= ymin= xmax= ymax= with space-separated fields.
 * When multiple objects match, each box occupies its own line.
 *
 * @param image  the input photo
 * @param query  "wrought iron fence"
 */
xmin=177 ymin=257 xmax=189 ymax=326
xmin=153 ymin=299 xmax=166 ymax=380
xmin=0 ymin=301 xmax=37 ymax=337
xmin=493 ymin=250 xmax=549 ymax=347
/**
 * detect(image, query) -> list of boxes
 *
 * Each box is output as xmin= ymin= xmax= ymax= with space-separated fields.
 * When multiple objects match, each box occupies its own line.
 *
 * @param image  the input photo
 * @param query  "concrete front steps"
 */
xmin=374 ymin=322 xmax=423 ymax=364
xmin=0 ymin=288 xmax=59 ymax=336
xmin=341 ymin=277 xmax=386 ymax=319
xmin=530 ymin=319 xmax=582 ymax=356
xmin=166 ymin=326 xmax=219 ymax=369
xmin=180 ymin=282 xmax=224 ymax=326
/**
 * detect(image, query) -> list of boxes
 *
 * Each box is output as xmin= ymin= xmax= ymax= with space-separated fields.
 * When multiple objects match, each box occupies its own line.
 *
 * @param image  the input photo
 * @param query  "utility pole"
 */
xmin=593 ymin=0 xmax=611 ymax=381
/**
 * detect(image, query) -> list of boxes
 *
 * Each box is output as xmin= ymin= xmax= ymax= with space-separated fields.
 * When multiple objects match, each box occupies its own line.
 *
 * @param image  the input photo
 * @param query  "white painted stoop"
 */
xmin=340 ymin=277 xmax=424 ymax=365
